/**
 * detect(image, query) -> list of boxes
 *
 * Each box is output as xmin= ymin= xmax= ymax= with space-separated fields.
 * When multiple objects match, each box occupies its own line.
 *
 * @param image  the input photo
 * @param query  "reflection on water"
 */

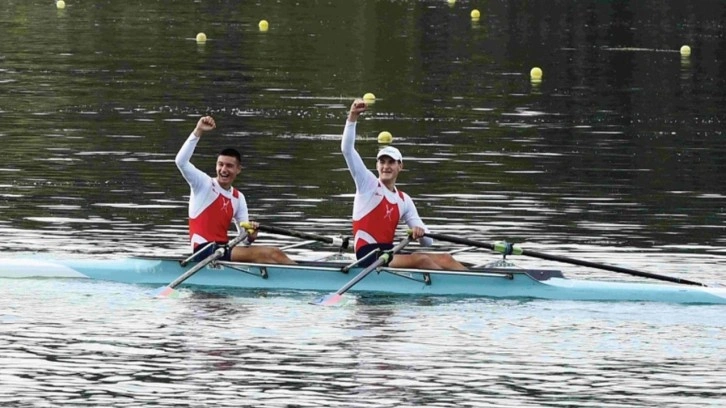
xmin=1 ymin=0 xmax=725 ymax=256
xmin=1 ymin=0 xmax=726 ymax=406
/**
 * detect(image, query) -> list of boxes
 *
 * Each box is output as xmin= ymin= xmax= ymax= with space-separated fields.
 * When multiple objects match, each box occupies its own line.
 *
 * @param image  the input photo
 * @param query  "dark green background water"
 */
xmin=2 ymin=0 xmax=725 ymax=255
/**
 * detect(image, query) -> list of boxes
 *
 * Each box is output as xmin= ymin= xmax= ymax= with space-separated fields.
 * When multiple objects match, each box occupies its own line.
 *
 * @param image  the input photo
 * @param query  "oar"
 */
xmin=425 ymin=233 xmax=707 ymax=287
xmin=312 ymin=236 xmax=412 ymax=306
xmin=154 ymin=229 xmax=249 ymax=297
xmin=257 ymin=224 xmax=349 ymax=250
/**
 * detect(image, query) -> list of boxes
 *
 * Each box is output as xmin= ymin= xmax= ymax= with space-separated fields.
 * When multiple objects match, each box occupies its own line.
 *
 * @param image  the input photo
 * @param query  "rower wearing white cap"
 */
xmin=341 ymin=99 xmax=467 ymax=270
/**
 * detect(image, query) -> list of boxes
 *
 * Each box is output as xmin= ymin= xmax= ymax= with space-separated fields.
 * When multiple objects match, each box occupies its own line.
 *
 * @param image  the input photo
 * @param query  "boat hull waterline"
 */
xmin=1 ymin=256 xmax=725 ymax=304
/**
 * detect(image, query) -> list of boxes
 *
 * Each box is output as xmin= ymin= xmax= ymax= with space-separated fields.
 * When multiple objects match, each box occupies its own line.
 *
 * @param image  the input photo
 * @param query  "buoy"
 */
xmin=56 ymin=0 xmax=66 ymax=9
xmin=259 ymin=20 xmax=269 ymax=32
xmin=377 ymin=131 xmax=393 ymax=144
xmin=680 ymin=45 xmax=691 ymax=57
xmin=196 ymin=32 xmax=207 ymax=43
xmin=447 ymin=0 xmax=456 ymax=5
xmin=471 ymin=9 xmax=480 ymax=20
xmin=530 ymin=67 xmax=543 ymax=81
xmin=363 ymin=93 xmax=376 ymax=103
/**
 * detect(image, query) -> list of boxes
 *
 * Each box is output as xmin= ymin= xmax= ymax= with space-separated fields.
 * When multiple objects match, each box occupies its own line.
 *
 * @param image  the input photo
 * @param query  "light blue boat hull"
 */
xmin=1 ymin=256 xmax=725 ymax=304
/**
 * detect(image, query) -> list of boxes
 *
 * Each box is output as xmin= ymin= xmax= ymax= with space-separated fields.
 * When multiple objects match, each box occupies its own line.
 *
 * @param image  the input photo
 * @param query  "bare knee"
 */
xmin=270 ymin=248 xmax=295 ymax=264
xmin=428 ymin=253 xmax=467 ymax=270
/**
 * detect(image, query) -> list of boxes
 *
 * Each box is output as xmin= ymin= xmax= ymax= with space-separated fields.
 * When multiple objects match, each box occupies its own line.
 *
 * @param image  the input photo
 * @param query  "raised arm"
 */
xmin=341 ymin=99 xmax=377 ymax=193
xmin=175 ymin=116 xmax=216 ymax=191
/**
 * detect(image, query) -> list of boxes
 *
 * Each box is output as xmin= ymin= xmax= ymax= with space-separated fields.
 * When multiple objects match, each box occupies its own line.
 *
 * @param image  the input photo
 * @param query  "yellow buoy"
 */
xmin=56 ymin=0 xmax=66 ymax=9
xmin=377 ymin=131 xmax=393 ymax=144
xmin=680 ymin=45 xmax=691 ymax=57
xmin=196 ymin=32 xmax=207 ymax=43
xmin=363 ymin=92 xmax=376 ymax=103
xmin=471 ymin=9 xmax=480 ymax=20
xmin=259 ymin=20 xmax=269 ymax=32
xmin=530 ymin=67 xmax=543 ymax=81
xmin=447 ymin=0 xmax=456 ymax=5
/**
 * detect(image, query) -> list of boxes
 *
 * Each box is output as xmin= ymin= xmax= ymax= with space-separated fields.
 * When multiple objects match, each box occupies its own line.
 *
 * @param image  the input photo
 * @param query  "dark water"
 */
xmin=1 ymin=0 xmax=725 ymax=406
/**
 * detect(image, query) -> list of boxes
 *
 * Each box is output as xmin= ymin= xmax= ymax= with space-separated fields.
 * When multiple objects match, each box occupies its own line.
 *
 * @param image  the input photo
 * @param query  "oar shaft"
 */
xmin=425 ymin=233 xmax=495 ymax=251
xmin=334 ymin=260 xmax=383 ymax=295
xmin=168 ymin=232 xmax=248 ymax=289
xmin=425 ymin=232 xmax=706 ymax=287
xmin=520 ymin=249 xmax=704 ymax=286
xmin=336 ymin=237 xmax=410 ymax=296
xmin=168 ymin=250 xmax=223 ymax=289
xmin=257 ymin=224 xmax=348 ymax=248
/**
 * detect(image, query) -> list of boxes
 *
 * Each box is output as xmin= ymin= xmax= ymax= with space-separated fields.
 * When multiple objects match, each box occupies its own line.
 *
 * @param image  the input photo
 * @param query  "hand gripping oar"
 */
xmin=257 ymin=224 xmax=349 ymax=250
xmin=425 ymin=233 xmax=707 ymax=287
xmin=312 ymin=236 xmax=412 ymax=306
xmin=154 ymin=228 xmax=250 ymax=297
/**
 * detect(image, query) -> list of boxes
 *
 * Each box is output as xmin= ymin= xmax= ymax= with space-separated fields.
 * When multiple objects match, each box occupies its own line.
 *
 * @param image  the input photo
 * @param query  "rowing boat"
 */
xmin=2 ymin=254 xmax=725 ymax=304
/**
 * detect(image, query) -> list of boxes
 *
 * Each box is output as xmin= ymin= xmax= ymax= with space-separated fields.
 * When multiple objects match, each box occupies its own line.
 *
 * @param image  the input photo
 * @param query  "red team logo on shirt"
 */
xmin=384 ymin=204 xmax=394 ymax=221
xmin=221 ymin=197 xmax=231 ymax=214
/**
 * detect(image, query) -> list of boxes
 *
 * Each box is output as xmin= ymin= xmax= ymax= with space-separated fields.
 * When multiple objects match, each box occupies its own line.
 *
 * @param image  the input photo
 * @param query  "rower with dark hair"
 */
xmin=175 ymin=116 xmax=295 ymax=264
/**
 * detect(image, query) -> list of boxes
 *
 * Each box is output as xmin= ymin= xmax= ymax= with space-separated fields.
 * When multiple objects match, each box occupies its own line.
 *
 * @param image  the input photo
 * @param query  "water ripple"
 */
xmin=1 ymin=282 xmax=723 ymax=407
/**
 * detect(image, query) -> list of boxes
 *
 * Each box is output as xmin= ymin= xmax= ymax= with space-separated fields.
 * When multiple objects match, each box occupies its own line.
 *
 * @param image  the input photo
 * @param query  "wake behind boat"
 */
xmin=2 ymin=253 xmax=725 ymax=304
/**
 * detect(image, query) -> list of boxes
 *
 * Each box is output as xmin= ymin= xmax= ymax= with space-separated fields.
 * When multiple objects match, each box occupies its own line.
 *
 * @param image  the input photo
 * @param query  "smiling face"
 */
xmin=376 ymin=155 xmax=403 ymax=190
xmin=215 ymin=154 xmax=242 ymax=190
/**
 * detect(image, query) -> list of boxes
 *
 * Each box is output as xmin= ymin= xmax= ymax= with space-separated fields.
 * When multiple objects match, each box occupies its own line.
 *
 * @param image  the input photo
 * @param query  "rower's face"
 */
xmin=376 ymin=156 xmax=402 ymax=183
xmin=216 ymin=155 xmax=242 ymax=188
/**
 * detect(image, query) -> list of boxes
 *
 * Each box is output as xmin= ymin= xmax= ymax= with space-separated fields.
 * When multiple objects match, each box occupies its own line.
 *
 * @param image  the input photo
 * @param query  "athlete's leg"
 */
xmin=389 ymin=252 xmax=466 ymax=270
xmin=420 ymin=252 xmax=468 ymax=270
xmin=230 ymin=246 xmax=296 ymax=264
xmin=389 ymin=253 xmax=442 ymax=269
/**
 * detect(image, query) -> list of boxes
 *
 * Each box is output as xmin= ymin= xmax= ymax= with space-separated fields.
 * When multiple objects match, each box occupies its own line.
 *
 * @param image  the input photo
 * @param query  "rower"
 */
xmin=175 ymin=116 xmax=295 ymax=265
xmin=341 ymin=99 xmax=466 ymax=270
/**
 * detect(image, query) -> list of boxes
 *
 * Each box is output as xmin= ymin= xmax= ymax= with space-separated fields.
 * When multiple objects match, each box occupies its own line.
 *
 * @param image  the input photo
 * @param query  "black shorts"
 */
xmin=191 ymin=242 xmax=232 ymax=263
xmin=355 ymin=243 xmax=394 ymax=267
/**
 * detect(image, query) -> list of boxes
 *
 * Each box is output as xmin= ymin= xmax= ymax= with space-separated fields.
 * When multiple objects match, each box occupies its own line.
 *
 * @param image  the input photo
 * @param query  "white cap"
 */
xmin=376 ymin=146 xmax=403 ymax=162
